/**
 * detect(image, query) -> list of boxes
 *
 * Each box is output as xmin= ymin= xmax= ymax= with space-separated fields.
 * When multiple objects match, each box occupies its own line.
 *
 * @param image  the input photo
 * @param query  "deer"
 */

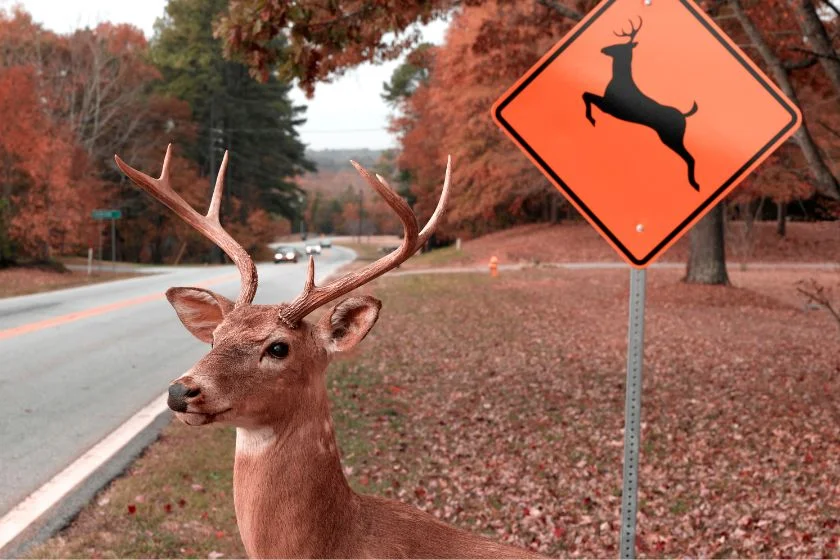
xmin=113 ymin=145 xmax=542 ymax=559
xmin=582 ymin=17 xmax=701 ymax=191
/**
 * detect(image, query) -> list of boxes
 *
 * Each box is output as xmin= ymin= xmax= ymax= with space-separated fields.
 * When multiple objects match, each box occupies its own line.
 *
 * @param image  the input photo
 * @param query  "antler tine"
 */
xmin=207 ymin=150 xmax=228 ymax=224
xmin=279 ymin=158 xmax=454 ymax=327
xmin=114 ymin=145 xmax=258 ymax=307
xmin=631 ymin=16 xmax=642 ymax=36
xmin=417 ymin=155 xmax=452 ymax=248
xmin=370 ymin=157 xmax=450 ymax=251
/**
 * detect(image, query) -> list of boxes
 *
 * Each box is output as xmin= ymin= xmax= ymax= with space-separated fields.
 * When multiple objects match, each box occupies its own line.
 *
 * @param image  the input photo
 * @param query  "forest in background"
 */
xmin=0 ymin=0 xmax=311 ymax=267
xmin=218 ymin=0 xmax=840 ymax=284
xmin=0 ymin=0 xmax=838 ymax=275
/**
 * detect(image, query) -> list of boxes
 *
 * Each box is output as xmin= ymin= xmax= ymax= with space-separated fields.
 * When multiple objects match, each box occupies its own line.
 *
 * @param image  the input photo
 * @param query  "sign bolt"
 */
xmin=636 ymin=224 xmax=645 ymax=233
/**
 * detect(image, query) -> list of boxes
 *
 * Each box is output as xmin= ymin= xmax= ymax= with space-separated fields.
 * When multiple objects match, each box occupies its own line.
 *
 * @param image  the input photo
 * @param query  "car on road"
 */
xmin=274 ymin=247 xmax=300 ymax=263
xmin=305 ymin=243 xmax=322 ymax=256
xmin=319 ymin=239 xmax=332 ymax=248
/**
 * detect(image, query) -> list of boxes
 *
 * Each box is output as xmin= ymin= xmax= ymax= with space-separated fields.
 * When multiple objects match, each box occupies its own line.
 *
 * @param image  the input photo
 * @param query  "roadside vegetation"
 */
xmin=27 ymin=266 xmax=840 ymax=558
xmin=0 ymin=267 xmax=141 ymax=298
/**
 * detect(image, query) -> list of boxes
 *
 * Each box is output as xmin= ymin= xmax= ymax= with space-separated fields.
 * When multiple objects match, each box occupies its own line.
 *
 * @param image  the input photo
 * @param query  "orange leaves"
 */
xmin=393 ymin=2 xmax=575 ymax=233
xmin=0 ymin=64 xmax=94 ymax=258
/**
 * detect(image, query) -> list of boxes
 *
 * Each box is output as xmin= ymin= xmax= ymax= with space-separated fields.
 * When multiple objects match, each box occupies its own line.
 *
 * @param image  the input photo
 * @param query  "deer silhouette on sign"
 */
xmin=583 ymin=18 xmax=700 ymax=190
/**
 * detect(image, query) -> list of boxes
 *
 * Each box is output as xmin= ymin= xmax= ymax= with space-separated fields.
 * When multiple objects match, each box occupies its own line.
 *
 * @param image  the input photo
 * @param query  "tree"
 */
xmin=151 ymin=0 xmax=314 ymax=261
xmin=789 ymin=0 xmax=840 ymax=96
xmin=382 ymin=42 xmax=434 ymax=106
xmin=215 ymin=0 xmax=588 ymax=94
xmin=727 ymin=0 xmax=840 ymax=201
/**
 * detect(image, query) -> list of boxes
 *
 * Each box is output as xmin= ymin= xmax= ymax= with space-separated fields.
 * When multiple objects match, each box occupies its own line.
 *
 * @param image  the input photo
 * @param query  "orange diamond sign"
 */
xmin=492 ymin=0 xmax=801 ymax=267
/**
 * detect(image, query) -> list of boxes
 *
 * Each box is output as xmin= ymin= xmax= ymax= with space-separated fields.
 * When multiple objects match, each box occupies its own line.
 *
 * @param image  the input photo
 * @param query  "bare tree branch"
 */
xmin=819 ymin=119 xmax=840 ymax=141
xmin=535 ymin=0 xmax=584 ymax=21
xmin=788 ymin=46 xmax=840 ymax=63
xmin=784 ymin=56 xmax=818 ymax=70
xmin=797 ymin=279 xmax=840 ymax=331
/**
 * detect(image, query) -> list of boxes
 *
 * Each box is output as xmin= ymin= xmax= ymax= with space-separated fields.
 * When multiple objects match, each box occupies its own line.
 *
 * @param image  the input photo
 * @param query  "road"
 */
xmin=0 ymin=245 xmax=355 ymax=519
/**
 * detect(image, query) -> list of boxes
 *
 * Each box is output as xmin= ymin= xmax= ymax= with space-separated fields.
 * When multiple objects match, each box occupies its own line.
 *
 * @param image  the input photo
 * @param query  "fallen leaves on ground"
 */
xmin=26 ymin=267 xmax=839 ymax=558
xmin=406 ymin=221 xmax=840 ymax=268
xmin=331 ymin=267 xmax=839 ymax=557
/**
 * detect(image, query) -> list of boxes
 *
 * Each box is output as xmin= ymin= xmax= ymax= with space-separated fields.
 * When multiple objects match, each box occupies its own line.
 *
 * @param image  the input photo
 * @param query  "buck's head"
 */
xmin=114 ymin=145 xmax=450 ymax=430
xmin=601 ymin=17 xmax=642 ymax=59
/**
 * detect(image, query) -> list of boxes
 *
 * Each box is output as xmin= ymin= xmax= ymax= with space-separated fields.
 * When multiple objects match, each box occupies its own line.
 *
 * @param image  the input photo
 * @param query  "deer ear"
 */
xmin=166 ymin=287 xmax=234 ymax=344
xmin=317 ymin=296 xmax=381 ymax=354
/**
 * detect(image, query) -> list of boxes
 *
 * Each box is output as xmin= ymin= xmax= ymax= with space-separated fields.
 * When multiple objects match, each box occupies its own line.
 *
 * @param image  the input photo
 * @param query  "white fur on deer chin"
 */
xmin=236 ymin=426 xmax=277 ymax=457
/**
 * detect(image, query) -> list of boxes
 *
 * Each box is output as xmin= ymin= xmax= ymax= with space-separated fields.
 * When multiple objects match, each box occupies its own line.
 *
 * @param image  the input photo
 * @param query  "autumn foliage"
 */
xmin=220 ymin=0 xmax=839 ymax=244
xmin=0 ymin=5 xmax=298 ymax=267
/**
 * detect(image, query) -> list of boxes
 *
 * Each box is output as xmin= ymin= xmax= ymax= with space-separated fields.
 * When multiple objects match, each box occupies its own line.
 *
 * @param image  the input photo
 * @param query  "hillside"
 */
xmin=305 ymin=148 xmax=383 ymax=173
xmin=298 ymin=148 xmax=386 ymax=199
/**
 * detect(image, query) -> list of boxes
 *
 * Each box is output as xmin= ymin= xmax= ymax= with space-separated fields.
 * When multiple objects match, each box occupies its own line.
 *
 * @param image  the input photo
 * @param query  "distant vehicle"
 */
xmin=274 ymin=247 xmax=300 ymax=263
xmin=319 ymin=239 xmax=332 ymax=248
xmin=305 ymin=244 xmax=322 ymax=255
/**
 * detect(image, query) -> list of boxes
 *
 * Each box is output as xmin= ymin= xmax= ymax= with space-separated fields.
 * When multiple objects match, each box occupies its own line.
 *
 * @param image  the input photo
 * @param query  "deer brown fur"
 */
xmin=114 ymin=146 xmax=541 ymax=559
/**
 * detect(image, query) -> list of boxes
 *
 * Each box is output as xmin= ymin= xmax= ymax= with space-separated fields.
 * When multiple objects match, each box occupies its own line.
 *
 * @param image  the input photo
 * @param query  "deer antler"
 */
xmin=114 ymin=144 xmax=258 ymax=307
xmin=279 ymin=156 xmax=452 ymax=327
xmin=614 ymin=16 xmax=643 ymax=41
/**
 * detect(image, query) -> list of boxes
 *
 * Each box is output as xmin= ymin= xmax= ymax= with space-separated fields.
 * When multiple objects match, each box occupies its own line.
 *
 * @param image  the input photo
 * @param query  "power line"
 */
xmin=221 ymin=127 xmax=390 ymax=134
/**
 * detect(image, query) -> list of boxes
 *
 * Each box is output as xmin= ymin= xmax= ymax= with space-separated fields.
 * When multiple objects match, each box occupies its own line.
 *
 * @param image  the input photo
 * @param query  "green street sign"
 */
xmin=92 ymin=209 xmax=122 ymax=220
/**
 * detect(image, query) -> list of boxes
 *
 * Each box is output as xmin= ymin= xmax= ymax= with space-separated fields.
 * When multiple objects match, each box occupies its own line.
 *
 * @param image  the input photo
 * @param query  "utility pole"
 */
xmin=358 ymin=188 xmax=364 ymax=243
xmin=208 ymin=98 xmax=223 ymax=264
xmin=111 ymin=217 xmax=116 ymax=274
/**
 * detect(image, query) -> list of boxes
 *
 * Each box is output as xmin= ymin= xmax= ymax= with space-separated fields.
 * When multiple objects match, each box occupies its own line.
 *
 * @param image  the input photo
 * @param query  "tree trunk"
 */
xmin=685 ymin=202 xmax=729 ymax=285
xmin=542 ymin=192 xmax=550 ymax=222
xmin=730 ymin=0 xmax=840 ymax=200
xmin=742 ymin=199 xmax=756 ymax=235
xmin=791 ymin=0 xmax=840 ymax=95
xmin=776 ymin=200 xmax=787 ymax=236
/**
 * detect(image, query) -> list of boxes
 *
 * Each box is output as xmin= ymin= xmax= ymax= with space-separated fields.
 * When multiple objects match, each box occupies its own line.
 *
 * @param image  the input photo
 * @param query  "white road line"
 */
xmin=0 ymin=392 xmax=169 ymax=551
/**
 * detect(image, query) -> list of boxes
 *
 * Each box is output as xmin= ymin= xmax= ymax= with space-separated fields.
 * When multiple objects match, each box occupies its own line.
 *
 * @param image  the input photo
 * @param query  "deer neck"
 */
xmin=611 ymin=55 xmax=634 ymax=83
xmin=232 ymin=396 xmax=359 ymax=557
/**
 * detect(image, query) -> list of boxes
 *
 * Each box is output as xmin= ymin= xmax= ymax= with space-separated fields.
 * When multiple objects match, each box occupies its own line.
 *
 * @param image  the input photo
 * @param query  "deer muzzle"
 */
xmin=168 ymin=378 xmax=201 ymax=412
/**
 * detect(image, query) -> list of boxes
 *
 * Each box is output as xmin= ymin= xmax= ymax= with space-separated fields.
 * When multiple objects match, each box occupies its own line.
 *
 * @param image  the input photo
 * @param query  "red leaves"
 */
xmin=126 ymin=504 xmax=136 ymax=515
xmin=327 ymin=265 xmax=840 ymax=557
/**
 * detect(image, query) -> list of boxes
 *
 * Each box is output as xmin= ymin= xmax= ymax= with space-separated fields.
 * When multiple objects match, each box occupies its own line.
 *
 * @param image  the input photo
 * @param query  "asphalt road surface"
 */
xmin=0 ymin=245 xmax=355 ymax=518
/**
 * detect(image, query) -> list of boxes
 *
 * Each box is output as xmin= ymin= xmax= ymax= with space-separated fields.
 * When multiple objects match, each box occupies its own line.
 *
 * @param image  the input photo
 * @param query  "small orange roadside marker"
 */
xmin=489 ymin=256 xmax=499 ymax=277
xmin=491 ymin=0 xmax=801 ymax=267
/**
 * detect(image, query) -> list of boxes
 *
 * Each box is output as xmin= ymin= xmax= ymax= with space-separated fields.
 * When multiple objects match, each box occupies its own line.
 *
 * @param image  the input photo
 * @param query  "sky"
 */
xmin=10 ymin=0 xmax=449 ymax=151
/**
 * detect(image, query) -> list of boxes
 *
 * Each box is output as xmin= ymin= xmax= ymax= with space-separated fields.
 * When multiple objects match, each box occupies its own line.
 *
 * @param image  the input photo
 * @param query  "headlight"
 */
xmin=285 ymin=252 xmax=295 ymax=259
xmin=274 ymin=253 xmax=282 ymax=259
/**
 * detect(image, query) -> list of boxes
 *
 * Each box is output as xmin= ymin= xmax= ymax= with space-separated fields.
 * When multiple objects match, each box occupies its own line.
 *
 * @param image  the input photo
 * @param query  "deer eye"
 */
xmin=266 ymin=342 xmax=289 ymax=359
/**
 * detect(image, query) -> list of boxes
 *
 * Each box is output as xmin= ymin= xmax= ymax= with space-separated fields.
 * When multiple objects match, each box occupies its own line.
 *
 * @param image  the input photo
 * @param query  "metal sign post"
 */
xmin=619 ymin=268 xmax=646 ymax=559
xmin=111 ymin=218 xmax=116 ymax=274
xmin=91 ymin=209 xmax=122 ymax=274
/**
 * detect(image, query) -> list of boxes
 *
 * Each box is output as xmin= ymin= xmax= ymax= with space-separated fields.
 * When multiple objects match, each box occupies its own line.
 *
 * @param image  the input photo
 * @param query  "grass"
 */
xmin=25 ymin=266 xmax=840 ymax=558
xmin=336 ymin=242 xmax=390 ymax=262
xmin=408 ymin=245 xmax=465 ymax=268
xmin=0 ymin=267 xmax=142 ymax=299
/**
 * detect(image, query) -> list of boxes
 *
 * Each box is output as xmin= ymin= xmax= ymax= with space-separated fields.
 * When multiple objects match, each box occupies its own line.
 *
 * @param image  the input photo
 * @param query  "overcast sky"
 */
xmin=10 ymin=0 xmax=448 ymax=151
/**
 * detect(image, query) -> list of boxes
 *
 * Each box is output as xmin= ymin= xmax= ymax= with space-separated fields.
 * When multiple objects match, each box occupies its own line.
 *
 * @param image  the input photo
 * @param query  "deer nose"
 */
xmin=168 ymin=380 xmax=201 ymax=412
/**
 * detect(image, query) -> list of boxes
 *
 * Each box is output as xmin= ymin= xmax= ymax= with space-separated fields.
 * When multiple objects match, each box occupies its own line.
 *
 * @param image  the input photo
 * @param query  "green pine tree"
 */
xmin=150 ymin=0 xmax=314 ymax=228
